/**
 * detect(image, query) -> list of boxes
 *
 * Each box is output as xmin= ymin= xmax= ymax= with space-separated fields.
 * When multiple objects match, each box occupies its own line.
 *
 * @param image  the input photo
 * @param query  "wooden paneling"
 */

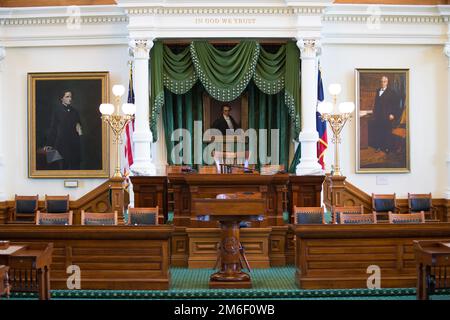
xmin=289 ymin=175 xmax=325 ymax=216
xmin=0 ymin=225 xmax=172 ymax=290
xmin=1 ymin=179 xmax=129 ymax=225
xmin=186 ymin=227 xmax=271 ymax=268
xmin=323 ymin=175 xmax=450 ymax=222
xmin=0 ymin=0 xmax=115 ymax=7
xmin=130 ymin=176 xmax=167 ymax=224
xmin=291 ymin=223 xmax=450 ymax=289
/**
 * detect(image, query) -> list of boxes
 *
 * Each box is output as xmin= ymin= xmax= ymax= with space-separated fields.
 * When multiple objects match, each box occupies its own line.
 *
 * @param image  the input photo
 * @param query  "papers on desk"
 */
xmin=440 ymin=242 xmax=450 ymax=248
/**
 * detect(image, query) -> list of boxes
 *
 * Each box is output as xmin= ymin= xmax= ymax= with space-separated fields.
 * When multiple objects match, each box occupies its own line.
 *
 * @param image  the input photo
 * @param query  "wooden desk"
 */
xmin=0 ymin=265 xmax=8 ymax=299
xmin=193 ymin=198 xmax=265 ymax=289
xmin=169 ymin=173 xmax=289 ymax=227
xmin=131 ymin=174 xmax=324 ymax=267
xmin=291 ymin=223 xmax=450 ymax=289
xmin=414 ymin=240 xmax=450 ymax=300
xmin=0 ymin=225 xmax=173 ymax=290
xmin=0 ymin=242 xmax=53 ymax=300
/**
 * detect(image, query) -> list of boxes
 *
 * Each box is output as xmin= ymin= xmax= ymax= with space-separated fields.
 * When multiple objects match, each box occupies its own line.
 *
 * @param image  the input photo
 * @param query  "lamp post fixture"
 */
xmin=317 ymin=83 xmax=355 ymax=176
xmin=99 ymin=84 xmax=136 ymax=178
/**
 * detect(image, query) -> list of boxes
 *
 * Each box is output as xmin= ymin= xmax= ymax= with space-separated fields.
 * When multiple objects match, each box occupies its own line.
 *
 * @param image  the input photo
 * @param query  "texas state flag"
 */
xmin=316 ymin=67 xmax=328 ymax=170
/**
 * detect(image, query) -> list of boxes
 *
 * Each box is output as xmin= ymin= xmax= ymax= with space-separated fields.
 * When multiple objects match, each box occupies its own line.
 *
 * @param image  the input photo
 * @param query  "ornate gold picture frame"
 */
xmin=28 ymin=72 xmax=110 ymax=178
xmin=356 ymin=68 xmax=410 ymax=173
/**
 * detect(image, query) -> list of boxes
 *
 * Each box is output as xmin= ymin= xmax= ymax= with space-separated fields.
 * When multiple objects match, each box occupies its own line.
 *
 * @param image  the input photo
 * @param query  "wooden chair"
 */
xmin=293 ymin=206 xmax=325 ymax=224
xmin=11 ymin=194 xmax=39 ymax=223
xmin=372 ymin=193 xmax=399 ymax=221
xmin=340 ymin=213 xmax=377 ymax=224
xmin=128 ymin=207 xmax=159 ymax=225
xmin=408 ymin=193 xmax=437 ymax=221
xmin=332 ymin=205 xmax=364 ymax=224
xmin=44 ymin=194 xmax=70 ymax=213
xmin=36 ymin=211 xmax=73 ymax=225
xmin=81 ymin=211 xmax=118 ymax=225
xmin=388 ymin=212 xmax=425 ymax=224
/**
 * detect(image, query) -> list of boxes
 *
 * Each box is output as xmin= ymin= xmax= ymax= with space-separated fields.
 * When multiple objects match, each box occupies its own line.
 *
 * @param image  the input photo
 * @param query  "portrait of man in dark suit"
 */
xmin=357 ymin=69 xmax=409 ymax=173
xmin=211 ymin=105 xmax=240 ymax=135
xmin=369 ymin=76 xmax=402 ymax=153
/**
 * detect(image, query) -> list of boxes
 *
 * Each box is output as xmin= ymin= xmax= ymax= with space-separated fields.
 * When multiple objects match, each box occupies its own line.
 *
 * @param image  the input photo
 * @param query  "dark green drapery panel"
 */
xmin=247 ymin=82 xmax=289 ymax=170
xmin=150 ymin=40 xmax=301 ymax=142
xmin=163 ymin=84 xmax=203 ymax=165
xmin=288 ymin=144 xmax=301 ymax=173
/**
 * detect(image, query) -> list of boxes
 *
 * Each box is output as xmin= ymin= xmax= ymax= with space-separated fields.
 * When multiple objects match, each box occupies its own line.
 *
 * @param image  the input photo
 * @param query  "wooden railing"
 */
xmin=323 ymin=175 xmax=450 ymax=222
xmin=0 ymin=178 xmax=129 ymax=225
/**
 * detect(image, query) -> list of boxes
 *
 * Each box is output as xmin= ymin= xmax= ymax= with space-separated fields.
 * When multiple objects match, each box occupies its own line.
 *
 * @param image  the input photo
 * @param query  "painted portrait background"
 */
xmin=356 ymin=69 xmax=409 ymax=173
xmin=28 ymin=72 xmax=109 ymax=178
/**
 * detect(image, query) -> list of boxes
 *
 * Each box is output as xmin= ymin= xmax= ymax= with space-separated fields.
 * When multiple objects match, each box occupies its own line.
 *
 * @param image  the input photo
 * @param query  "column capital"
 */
xmin=444 ymin=42 xmax=450 ymax=60
xmin=129 ymin=39 xmax=154 ymax=60
xmin=296 ymin=38 xmax=321 ymax=59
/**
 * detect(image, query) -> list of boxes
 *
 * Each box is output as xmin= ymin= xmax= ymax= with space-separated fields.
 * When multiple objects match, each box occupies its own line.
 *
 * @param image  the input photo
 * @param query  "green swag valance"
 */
xmin=150 ymin=40 xmax=301 ymax=142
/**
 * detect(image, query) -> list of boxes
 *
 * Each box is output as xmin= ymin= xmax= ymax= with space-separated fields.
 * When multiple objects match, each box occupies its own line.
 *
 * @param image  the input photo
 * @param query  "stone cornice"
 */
xmin=0 ymin=5 xmax=127 ymax=26
xmin=124 ymin=6 xmax=325 ymax=15
xmin=323 ymin=4 xmax=449 ymax=24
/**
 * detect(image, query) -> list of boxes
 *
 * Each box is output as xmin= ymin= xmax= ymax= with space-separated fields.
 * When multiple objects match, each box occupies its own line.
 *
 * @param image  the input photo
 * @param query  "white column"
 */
xmin=151 ymin=111 xmax=168 ymax=175
xmin=129 ymin=39 xmax=156 ymax=176
xmin=445 ymin=43 xmax=450 ymax=199
xmin=296 ymin=38 xmax=324 ymax=176
xmin=0 ymin=47 xmax=5 ymax=200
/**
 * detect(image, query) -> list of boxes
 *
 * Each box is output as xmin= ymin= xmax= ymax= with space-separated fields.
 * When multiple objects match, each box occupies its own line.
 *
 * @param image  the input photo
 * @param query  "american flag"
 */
xmin=123 ymin=62 xmax=135 ymax=177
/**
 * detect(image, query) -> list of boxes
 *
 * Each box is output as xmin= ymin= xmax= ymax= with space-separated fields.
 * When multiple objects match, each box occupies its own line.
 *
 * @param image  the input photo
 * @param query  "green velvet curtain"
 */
xmin=247 ymin=82 xmax=290 ymax=170
xmin=163 ymin=83 xmax=203 ymax=165
xmin=150 ymin=40 xmax=301 ymax=143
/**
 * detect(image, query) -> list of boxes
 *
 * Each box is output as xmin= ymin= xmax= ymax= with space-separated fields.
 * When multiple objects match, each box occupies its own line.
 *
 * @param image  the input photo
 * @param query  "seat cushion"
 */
xmin=39 ymin=218 xmax=69 ymax=225
xmin=16 ymin=200 xmax=37 ymax=214
xmin=342 ymin=218 xmax=374 ymax=224
xmin=297 ymin=213 xmax=323 ymax=224
xmin=84 ymin=218 xmax=116 ymax=226
xmin=130 ymin=213 xmax=157 ymax=225
xmin=391 ymin=218 xmax=422 ymax=224
xmin=410 ymin=198 xmax=431 ymax=212
xmin=46 ymin=200 xmax=69 ymax=213
xmin=374 ymin=199 xmax=395 ymax=212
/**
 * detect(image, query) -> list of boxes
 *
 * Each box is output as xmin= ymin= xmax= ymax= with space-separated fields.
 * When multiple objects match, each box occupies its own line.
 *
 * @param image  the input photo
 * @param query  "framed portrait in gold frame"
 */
xmin=355 ymin=69 xmax=410 ymax=173
xmin=28 ymin=72 xmax=110 ymax=178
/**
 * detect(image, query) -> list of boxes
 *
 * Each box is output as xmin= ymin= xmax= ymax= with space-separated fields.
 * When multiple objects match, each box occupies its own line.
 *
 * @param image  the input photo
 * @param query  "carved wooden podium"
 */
xmin=193 ymin=196 xmax=265 ymax=289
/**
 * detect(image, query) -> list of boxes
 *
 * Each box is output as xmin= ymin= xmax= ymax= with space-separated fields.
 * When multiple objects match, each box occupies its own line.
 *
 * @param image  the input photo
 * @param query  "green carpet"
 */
xmin=7 ymin=267 xmax=450 ymax=300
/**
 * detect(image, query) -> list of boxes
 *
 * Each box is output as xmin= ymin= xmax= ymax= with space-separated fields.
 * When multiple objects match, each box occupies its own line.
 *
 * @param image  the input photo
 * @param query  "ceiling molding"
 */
xmin=0 ymin=3 xmax=449 ymax=47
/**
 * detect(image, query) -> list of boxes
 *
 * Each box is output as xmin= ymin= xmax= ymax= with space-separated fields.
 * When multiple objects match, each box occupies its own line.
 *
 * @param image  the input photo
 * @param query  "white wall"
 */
xmin=1 ymin=44 xmax=129 ymax=200
xmin=320 ymin=44 xmax=448 ymax=198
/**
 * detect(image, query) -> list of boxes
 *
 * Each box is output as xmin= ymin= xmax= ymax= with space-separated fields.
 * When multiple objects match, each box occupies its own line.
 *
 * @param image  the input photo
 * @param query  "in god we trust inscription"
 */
xmin=194 ymin=17 xmax=257 ymax=24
